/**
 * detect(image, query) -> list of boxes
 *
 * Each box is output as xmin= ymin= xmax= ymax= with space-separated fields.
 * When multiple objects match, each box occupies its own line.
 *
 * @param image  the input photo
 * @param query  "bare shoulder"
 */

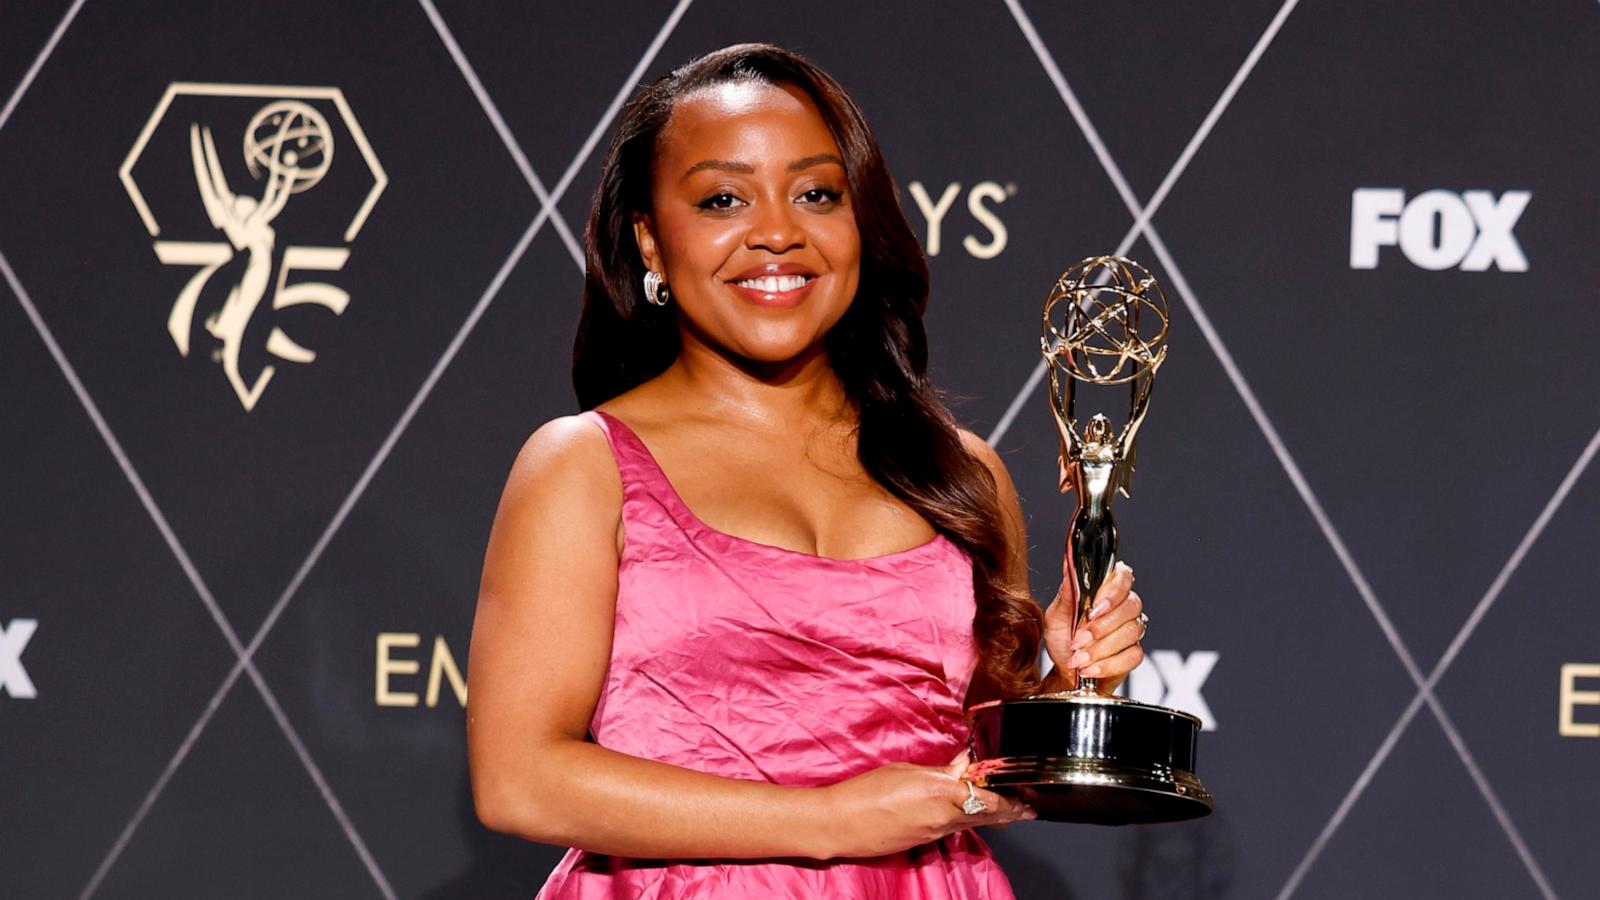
xmin=495 ymin=414 xmax=622 ymax=535
xmin=957 ymin=426 xmax=1013 ymax=490
xmin=956 ymin=426 xmax=1030 ymax=581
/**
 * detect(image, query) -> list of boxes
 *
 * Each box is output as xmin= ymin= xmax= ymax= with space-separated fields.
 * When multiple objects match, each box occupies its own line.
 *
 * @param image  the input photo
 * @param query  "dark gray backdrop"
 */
xmin=3 ymin=1 xmax=1596 ymax=897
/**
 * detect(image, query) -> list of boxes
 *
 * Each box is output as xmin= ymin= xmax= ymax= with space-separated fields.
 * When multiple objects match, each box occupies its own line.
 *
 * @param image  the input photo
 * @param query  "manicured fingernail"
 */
xmin=1070 ymin=629 xmax=1092 ymax=649
xmin=1068 ymin=650 xmax=1090 ymax=668
xmin=1117 ymin=560 xmax=1133 ymax=579
xmin=1022 ymin=808 xmax=1038 ymax=820
xmin=1082 ymin=664 xmax=1102 ymax=677
xmin=1089 ymin=599 xmax=1108 ymax=619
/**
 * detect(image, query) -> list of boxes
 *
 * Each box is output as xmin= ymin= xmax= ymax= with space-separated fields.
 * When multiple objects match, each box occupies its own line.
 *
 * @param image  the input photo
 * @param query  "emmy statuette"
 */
xmin=966 ymin=256 xmax=1213 ymax=825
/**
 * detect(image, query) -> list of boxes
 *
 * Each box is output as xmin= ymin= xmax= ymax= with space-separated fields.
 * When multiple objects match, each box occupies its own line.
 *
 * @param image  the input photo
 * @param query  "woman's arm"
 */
xmin=467 ymin=417 xmax=1029 ymax=860
xmin=957 ymin=429 xmax=1142 ymax=696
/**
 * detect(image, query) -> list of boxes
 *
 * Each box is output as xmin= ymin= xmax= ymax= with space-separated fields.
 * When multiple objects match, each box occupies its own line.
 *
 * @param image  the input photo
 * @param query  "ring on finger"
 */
xmin=961 ymin=780 xmax=987 ymax=815
xmin=1135 ymin=611 xmax=1149 ymax=639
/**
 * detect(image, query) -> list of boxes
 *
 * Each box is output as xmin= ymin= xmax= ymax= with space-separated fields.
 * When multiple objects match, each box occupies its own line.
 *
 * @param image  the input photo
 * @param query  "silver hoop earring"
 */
xmin=643 ymin=270 xmax=670 ymax=307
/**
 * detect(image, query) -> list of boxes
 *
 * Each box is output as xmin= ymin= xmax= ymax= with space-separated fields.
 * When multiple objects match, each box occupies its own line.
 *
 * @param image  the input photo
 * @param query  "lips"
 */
xmin=725 ymin=263 xmax=818 ymax=308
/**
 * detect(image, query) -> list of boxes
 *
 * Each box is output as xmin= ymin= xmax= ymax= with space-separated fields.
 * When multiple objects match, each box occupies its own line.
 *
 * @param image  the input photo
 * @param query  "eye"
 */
xmin=696 ymin=192 xmax=745 ymax=211
xmin=798 ymin=187 xmax=842 ymax=207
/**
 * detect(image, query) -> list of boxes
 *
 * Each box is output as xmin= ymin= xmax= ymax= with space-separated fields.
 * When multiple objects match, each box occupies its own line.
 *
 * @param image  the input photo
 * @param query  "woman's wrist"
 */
xmin=797 ymin=783 xmax=842 ymax=860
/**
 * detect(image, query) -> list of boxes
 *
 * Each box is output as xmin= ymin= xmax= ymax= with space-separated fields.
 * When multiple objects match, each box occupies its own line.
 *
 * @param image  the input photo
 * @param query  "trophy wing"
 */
xmin=189 ymin=124 xmax=231 ymax=231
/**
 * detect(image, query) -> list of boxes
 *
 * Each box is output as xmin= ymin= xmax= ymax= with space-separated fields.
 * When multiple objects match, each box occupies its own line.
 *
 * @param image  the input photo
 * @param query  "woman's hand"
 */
xmin=815 ymin=752 xmax=1035 ymax=858
xmin=1042 ymin=559 xmax=1145 ymax=694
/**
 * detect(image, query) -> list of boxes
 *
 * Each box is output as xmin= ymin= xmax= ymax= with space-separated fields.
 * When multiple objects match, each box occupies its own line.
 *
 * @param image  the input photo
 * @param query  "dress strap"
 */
xmin=579 ymin=409 xmax=698 ymax=554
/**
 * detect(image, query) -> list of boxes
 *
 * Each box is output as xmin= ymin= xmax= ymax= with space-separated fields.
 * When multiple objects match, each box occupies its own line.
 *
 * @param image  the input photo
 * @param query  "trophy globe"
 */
xmin=244 ymin=100 xmax=333 ymax=193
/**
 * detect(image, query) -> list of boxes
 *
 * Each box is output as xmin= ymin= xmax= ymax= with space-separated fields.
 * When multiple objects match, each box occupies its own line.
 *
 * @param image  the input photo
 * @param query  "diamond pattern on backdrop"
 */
xmin=1 ymin=1 xmax=1596 ymax=898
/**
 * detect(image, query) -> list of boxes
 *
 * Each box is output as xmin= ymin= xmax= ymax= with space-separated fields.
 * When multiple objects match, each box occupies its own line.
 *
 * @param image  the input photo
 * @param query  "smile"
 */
xmin=727 ymin=273 xmax=817 ymax=308
xmin=732 ymin=275 xmax=812 ymax=292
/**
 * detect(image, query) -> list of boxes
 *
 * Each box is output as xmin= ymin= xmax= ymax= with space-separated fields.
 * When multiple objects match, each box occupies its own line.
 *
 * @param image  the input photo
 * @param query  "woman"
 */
xmin=466 ymin=43 xmax=1148 ymax=898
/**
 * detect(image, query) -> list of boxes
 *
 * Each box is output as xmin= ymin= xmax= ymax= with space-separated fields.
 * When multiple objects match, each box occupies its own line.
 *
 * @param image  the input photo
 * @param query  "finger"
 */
xmin=1071 ymin=588 xmax=1143 ymax=646
xmin=1080 ymin=643 xmax=1145 ymax=680
xmin=971 ymin=798 xmax=1037 ymax=828
xmin=1087 ymin=561 xmax=1134 ymax=621
xmin=1042 ymin=580 xmax=1078 ymax=626
xmin=950 ymin=781 xmax=1026 ymax=820
xmin=945 ymin=750 xmax=971 ymax=777
xmin=1088 ymin=605 xmax=1152 ymax=656
xmin=1062 ymin=591 xmax=1142 ymax=669
xmin=1082 ymin=590 xmax=1143 ymax=646
xmin=1083 ymin=616 xmax=1145 ymax=670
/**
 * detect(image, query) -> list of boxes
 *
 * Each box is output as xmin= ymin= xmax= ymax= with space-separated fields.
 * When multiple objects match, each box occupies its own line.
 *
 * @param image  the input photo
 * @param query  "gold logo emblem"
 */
xmin=120 ymin=84 xmax=387 ymax=410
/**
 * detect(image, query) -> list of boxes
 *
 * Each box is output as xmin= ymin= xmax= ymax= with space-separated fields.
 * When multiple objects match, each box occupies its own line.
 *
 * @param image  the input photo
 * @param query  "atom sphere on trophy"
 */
xmin=244 ymin=99 xmax=333 ymax=192
xmin=1041 ymin=255 xmax=1170 ymax=497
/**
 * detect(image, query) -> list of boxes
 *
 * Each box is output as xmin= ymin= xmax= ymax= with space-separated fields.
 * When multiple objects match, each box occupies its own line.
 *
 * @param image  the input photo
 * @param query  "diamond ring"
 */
xmin=961 ymin=780 xmax=987 ymax=815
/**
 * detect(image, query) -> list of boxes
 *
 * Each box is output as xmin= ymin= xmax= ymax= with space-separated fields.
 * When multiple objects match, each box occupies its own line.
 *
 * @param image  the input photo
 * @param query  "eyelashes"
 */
xmin=694 ymin=187 xmax=845 ymax=213
xmin=799 ymin=187 xmax=842 ymax=207
xmin=696 ymin=192 xmax=743 ymax=211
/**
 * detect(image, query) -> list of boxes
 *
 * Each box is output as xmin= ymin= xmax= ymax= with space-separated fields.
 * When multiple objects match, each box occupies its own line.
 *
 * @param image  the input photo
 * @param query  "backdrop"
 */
xmin=3 ymin=1 xmax=1597 ymax=897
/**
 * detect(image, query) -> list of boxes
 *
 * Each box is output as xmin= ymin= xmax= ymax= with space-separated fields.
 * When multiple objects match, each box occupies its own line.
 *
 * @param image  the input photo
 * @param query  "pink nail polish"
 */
xmin=1069 ymin=650 xmax=1090 ymax=668
xmin=1089 ymin=600 xmax=1108 ymax=619
xmin=1070 ymin=630 xmax=1091 ymax=649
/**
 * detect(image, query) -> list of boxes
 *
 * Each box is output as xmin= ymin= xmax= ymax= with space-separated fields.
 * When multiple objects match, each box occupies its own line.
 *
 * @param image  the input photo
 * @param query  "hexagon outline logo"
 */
xmin=116 ymin=83 xmax=389 ymax=411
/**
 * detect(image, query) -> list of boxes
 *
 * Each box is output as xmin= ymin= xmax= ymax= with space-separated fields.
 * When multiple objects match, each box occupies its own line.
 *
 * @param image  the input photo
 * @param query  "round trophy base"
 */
xmin=967 ymin=693 xmax=1213 ymax=825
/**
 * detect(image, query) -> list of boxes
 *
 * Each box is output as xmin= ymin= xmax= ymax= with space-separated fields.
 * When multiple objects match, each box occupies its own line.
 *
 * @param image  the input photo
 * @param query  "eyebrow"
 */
xmin=680 ymin=153 xmax=845 ymax=181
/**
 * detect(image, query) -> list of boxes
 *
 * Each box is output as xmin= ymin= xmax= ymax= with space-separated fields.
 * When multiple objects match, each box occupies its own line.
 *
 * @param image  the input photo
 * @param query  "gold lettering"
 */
xmin=426 ymin=635 xmax=468 ymax=708
xmin=376 ymin=632 xmax=421 ymax=707
xmin=1558 ymin=663 xmax=1600 ymax=737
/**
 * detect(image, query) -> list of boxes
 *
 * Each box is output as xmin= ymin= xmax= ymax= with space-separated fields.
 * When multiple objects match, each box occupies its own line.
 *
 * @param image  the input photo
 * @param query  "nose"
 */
xmin=744 ymin=197 xmax=805 ymax=254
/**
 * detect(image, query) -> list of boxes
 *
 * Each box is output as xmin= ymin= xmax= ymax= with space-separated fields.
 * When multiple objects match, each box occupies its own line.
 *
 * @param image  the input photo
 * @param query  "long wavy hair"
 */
xmin=571 ymin=43 xmax=1042 ymax=701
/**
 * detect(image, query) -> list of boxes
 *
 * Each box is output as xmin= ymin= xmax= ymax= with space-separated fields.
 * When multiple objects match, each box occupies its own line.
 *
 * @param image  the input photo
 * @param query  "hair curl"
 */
xmin=571 ymin=42 xmax=1042 ymax=702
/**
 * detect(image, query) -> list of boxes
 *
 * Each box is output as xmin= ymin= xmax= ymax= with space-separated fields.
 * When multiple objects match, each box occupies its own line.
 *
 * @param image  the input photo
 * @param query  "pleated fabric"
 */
xmin=535 ymin=409 xmax=1015 ymax=899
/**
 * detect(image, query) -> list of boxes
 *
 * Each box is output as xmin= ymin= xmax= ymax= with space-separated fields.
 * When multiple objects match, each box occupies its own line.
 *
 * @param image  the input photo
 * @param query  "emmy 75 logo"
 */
xmin=120 ymin=84 xmax=388 ymax=411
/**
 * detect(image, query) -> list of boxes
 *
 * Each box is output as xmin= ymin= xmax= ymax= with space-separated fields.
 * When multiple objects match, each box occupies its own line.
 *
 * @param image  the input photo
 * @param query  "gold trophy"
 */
xmin=966 ymin=255 xmax=1213 ymax=824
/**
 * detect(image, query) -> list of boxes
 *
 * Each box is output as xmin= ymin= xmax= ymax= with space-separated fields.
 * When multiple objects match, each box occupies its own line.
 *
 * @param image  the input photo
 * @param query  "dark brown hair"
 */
xmin=571 ymin=42 xmax=1042 ymax=701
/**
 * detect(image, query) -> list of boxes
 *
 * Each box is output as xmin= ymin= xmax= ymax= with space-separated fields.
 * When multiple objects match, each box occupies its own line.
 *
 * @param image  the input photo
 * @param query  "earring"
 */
xmin=642 ymin=270 xmax=670 ymax=307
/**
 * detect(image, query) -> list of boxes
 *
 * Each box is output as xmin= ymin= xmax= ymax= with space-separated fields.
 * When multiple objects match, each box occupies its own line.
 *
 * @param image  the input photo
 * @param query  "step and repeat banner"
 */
xmin=3 ymin=1 xmax=1596 ymax=897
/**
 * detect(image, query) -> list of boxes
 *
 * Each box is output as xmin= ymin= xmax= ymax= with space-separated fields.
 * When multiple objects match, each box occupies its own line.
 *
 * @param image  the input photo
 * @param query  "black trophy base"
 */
xmin=967 ymin=693 xmax=1213 ymax=825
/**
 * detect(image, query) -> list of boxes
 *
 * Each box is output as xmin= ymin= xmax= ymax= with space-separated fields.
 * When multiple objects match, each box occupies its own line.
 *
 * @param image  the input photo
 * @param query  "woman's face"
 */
xmin=634 ymin=80 xmax=862 ymax=367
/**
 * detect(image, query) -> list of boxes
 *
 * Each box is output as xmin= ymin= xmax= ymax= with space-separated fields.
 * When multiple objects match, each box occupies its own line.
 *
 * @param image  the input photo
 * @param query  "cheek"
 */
xmin=646 ymin=216 xmax=705 ymax=281
xmin=821 ymin=220 xmax=863 ymax=295
xmin=659 ymin=212 xmax=741 ymax=269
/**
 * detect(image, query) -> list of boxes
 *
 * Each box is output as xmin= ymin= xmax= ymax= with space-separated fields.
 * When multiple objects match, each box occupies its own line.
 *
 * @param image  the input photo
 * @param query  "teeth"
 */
xmin=735 ymin=275 xmax=810 ymax=293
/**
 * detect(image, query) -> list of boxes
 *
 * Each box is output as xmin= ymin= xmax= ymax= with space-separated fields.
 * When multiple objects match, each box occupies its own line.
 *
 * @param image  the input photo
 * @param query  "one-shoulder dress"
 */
xmin=535 ymin=410 xmax=1016 ymax=899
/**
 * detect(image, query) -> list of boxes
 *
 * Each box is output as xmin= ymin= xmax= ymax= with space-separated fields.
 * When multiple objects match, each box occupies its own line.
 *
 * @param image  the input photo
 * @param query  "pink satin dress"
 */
xmin=535 ymin=410 xmax=1016 ymax=899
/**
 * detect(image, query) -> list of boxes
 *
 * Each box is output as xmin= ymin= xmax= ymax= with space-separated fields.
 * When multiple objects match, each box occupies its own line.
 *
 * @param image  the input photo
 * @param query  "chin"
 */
xmin=725 ymin=329 xmax=830 ymax=366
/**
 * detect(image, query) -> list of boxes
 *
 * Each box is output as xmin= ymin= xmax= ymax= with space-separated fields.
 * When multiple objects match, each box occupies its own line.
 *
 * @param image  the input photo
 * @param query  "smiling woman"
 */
xmin=465 ymin=42 xmax=1149 ymax=899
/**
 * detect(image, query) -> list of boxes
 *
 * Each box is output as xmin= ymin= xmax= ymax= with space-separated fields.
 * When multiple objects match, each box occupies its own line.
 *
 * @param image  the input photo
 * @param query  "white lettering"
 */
xmin=1350 ymin=188 xmax=1529 ymax=271
xmin=1350 ymin=187 xmax=1404 ymax=269
xmin=376 ymin=632 xmax=420 ymax=707
xmin=1559 ymin=663 xmax=1600 ymax=738
xmin=1150 ymin=650 xmax=1218 ymax=730
xmin=1398 ymin=189 xmax=1476 ymax=270
xmin=425 ymin=635 xmax=467 ymax=708
xmin=0 ymin=619 xmax=38 ymax=699
xmin=962 ymin=181 xmax=1010 ymax=260
xmin=908 ymin=181 xmax=960 ymax=257
xmin=1459 ymin=190 xmax=1530 ymax=271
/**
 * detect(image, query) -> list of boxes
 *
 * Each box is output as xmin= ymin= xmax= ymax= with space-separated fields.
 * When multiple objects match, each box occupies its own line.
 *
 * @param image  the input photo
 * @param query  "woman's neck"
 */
xmin=661 ymin=334 xmax=853 ymax=433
